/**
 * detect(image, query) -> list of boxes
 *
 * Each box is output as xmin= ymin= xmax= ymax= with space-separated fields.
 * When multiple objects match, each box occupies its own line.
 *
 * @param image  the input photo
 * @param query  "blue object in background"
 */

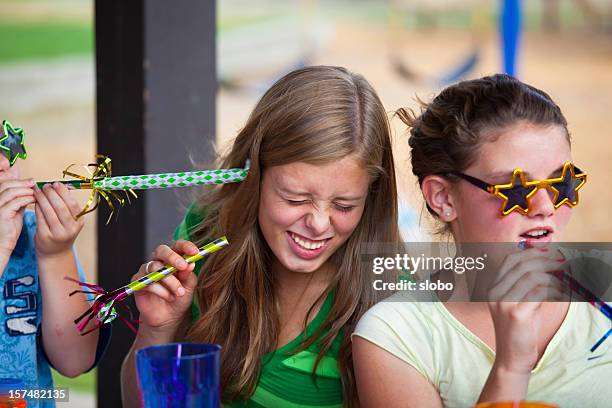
xmin=137 ymin=343 xmax=221 ymax=408
xmin=501 ymin=0 xmax=522 ymax=76
xmin=439 ymin=51 xmax=479 ymax=86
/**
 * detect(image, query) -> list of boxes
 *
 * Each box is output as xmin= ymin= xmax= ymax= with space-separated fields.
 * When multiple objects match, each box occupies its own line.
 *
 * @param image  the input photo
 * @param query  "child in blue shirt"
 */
xmin=0 ymin=153 xmax=108 ymax=407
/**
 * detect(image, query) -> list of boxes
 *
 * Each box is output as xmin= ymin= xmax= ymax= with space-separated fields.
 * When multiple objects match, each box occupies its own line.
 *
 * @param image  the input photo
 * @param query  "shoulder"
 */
xmin=352 ymin=294 xmax=442 ymax=382
xmin=354 ymin=291 xmax=442 ymax=343
xmin=354 ymin=292 xmax=439 ymax=338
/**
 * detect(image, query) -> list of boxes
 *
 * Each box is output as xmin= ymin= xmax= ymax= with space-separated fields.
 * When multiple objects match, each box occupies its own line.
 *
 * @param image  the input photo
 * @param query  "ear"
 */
xmin=421 ymin=175 xmax=456 ymax=222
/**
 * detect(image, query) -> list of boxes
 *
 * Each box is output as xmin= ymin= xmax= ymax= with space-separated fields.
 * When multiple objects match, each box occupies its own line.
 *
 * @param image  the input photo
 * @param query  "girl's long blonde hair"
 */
xmin=186 ymin=65 xmax=400 ymax=406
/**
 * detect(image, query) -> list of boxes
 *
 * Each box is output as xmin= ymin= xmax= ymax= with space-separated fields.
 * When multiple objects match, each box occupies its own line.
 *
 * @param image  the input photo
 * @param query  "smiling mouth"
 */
xmin=520 ymin=228 xmax=552 ymax=240
xmin=288 ymin=232 xmax=330 ymax=250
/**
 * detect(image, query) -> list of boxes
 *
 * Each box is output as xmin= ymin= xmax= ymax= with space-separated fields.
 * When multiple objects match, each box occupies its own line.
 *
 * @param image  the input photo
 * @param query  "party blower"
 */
xmin=37 ymin=155 xmax=250 ymax=223
xmin=69 ymin=237 xmax=229 ymax=335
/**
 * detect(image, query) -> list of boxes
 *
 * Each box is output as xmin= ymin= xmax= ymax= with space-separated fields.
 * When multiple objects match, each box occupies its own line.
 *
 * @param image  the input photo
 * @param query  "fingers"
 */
xmin=136 ymin=282 xmax=176 ymax=302
xmin=494 ymin=248 xmax=547 ymax=286
xmin=52 ymin=182 xmax=83 ymax=218
xmin=133 ymin=243 xmax=199 ymax=301
xmin=0 ymin=179 xmax=34 ymax=194
xmin=0 ymin=180 xmax=34 ymax=208
xmin=37 ymin=183 xmax=74 ymax=228
xmin=132 ymin=262 xmax=150 ymax=281
xmin=34 ymin=199 xmax=51 ymax=238
xmin=152 ymin=244 xmax=189 ymax=270
xmin=33 ymin=185 xmax=62 ymax=234
xmin=0 ymin=187 xmax=34 ymax=208
xmin=489 ymin=258 xmax=566 ymax=301
xmin=33 ymin=183 xmax=85 ymax=243
xmin=144 ymin=261 xmax=192 ymax=296
xmin=132 ymin=262 xmax=175 ymax=302
xmin=515 ymin=286 xmax=568 ymax=314
xmin=156 ymin=273 xmax=191 ymax=297
xmin=1 ymin=195 xmax=35 ymax=216
xmin=133 ymin=266 xmax=195 ymax=301
xmin=173 ymin=239 xmax=199 ymax=256
xmin=164 ymin=241 xmax=200 ymax=294
xmin=146 ymin=260 xmax=165 ymax=275
xmin=175 ymin=264 xmax=198 ymax=291
xmin=0 ymin=180 xmax=35 ymax=214
xmin=500 ymin=267 xmax=565 ymax=302
xmin=150 ymin=255 xmax=195 ymax=297
xmin=524 ymin=284 xmax=568 ymax=303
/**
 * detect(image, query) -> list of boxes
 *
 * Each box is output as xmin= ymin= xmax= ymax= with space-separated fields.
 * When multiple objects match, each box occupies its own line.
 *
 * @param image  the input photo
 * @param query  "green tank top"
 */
xmin=173 ymin=205 xmax=344 ymax=407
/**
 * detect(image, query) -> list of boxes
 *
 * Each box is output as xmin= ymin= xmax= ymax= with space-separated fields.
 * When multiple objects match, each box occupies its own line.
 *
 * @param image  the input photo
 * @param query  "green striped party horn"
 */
xmin=36 ymin=155 xmax=250 ymax=223
xmin=36 ymin=157 xmax=250 ymax=190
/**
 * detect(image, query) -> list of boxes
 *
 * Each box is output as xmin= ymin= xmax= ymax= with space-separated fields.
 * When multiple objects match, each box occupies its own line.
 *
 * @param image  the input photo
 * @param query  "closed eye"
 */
xmin=334 ymin=204 xmax=355 ymax=213
xmin=287 ymin=199 xmax=308 ymax=205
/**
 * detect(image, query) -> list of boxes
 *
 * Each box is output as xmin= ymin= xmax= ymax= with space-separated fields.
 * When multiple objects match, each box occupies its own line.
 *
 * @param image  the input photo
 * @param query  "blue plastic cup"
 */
xmin=136 ymin=342 xmax=221 ymax=408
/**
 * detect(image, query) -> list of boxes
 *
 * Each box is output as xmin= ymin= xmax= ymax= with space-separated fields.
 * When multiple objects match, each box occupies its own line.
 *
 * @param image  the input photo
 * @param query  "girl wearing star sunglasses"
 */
xmin=352 ymin=74 xmax=611 ymax=407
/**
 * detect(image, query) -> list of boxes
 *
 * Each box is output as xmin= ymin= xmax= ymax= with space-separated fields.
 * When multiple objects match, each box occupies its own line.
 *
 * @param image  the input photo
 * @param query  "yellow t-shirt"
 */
xmin=353 ymin=291 xmax=612 ymax=408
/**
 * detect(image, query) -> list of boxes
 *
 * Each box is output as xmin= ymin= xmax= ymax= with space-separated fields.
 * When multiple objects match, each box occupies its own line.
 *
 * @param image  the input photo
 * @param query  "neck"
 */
xmin=271 ymin=260 xmax=333 ymax=342
xmin=272 ymin=259 xmax=332 ymax=300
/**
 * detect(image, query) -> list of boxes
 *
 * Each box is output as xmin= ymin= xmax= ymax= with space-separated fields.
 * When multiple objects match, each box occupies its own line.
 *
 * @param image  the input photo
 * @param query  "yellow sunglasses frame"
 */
xmin=487 ymin=161 xmax=587 ymax=216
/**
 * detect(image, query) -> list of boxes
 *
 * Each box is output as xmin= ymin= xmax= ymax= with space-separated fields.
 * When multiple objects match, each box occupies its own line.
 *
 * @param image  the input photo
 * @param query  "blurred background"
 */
xmin=1 ymin=0 xmax=611 ymax=405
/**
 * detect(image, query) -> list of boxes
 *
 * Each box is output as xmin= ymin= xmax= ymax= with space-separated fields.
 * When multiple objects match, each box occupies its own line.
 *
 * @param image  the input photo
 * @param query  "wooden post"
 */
xmin=95 ymin=1 xmax=216 ymax=405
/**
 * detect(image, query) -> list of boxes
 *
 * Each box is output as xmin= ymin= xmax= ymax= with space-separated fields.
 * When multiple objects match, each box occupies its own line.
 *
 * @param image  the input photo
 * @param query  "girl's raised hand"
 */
xmin=0 ymin=178 xmax=35 ymax=256
xmin=486 ymin=247 xmax=568 ymax=374
xmin=133 ymin=240 xmax=199 ymax=333
xmin=34 ymin=183 xmax=84 ymax=257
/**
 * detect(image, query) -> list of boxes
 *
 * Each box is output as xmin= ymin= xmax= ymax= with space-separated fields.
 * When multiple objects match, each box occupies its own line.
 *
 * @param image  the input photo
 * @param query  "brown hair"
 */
xmin=397 ymin=73 xmax=570 ymax=228
xmin=186 ymin=65 xmax=400 ymax=406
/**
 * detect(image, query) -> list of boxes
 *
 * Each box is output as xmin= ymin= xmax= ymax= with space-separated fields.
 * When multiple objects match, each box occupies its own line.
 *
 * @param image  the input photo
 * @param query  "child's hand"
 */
xmin=134 ymin=240 xmax=199 ymax=332
xmin=0 ymin=178 xmax=35 ymax=256
xmin=486 ymin=248 xmax=567 ymax=374
xmin=34 ymin=183 xmax=84 ymax=257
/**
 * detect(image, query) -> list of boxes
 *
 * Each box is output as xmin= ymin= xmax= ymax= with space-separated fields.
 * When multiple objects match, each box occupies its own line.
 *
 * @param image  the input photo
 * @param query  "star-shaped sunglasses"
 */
xmin=0 ymin=120 xmax=27 ymax=166
xmin=450 ymin=162 xmax=587 ymax=216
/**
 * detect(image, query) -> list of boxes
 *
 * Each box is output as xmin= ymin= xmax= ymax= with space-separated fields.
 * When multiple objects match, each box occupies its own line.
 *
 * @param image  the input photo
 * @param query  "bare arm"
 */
xmin=478 ymin=363 xmax=532 ymax=403
xmin=38 ymin=249 xmax=99 ymax=376
xmin=477 ymin=248 xmax=567 ymax=403
xmin=353 ymin=336 xmax=443 ymax=408
xmin=35 ymin=183 xmax=99 ymax=377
